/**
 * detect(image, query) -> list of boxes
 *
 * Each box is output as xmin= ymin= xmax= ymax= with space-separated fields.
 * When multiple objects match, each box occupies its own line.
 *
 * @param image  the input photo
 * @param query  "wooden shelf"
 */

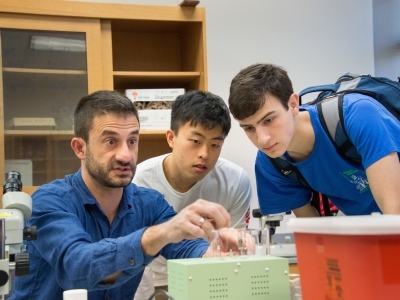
xmin=139 ymin=130 xmax=167 ymax=135
xmin=4 ymin=130 xmax=167 ymax=136
xmin=113 ymin=71 xmax=201 ymax=90
xmin=5 ymin=130 xmax=74 ymax=136
xmin=0 ymin=1 xmax=205 ymax=22
xmin=21 ymin=157 xmax=77 ymax=163
xmin=3 ymin=67 xmax=87 ymax=75
xmin=139 ymin=131 xmax=167 ymax=141
xmin=22 ymin=186 xmax=39 ymax=196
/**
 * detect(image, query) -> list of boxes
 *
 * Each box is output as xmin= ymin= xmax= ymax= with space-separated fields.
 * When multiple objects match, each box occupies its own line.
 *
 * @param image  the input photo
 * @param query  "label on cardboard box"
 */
xmin=125 ymin=88 xmax=185 ymax=102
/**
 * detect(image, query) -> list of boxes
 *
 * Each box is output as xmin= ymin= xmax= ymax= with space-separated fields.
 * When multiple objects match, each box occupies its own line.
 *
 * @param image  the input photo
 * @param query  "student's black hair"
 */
xmin=170 ymin=90 xmax=231 ymax=137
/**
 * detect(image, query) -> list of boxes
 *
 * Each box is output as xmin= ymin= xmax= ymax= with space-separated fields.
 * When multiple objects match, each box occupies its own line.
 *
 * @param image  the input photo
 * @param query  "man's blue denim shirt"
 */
xmin=10 ymin=169 xmax=208 ymax=300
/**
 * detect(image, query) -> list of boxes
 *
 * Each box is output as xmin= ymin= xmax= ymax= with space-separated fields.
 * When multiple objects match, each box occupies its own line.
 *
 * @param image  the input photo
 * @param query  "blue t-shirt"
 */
xmin=255 ymin=93 xmax=400 ymax=216
xmin=10 ymin=169 xmax=208 ymax=300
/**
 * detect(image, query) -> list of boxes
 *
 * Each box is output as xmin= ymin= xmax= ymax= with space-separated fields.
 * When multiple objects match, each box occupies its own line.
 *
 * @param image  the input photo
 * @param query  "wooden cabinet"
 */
xmin=0 ymin=1 xmax=208 ymax=186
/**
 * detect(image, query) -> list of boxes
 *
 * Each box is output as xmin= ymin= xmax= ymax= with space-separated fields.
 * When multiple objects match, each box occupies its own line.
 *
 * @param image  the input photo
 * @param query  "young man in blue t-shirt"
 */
xmin=228 ymin=63 xmax=400 ymax=217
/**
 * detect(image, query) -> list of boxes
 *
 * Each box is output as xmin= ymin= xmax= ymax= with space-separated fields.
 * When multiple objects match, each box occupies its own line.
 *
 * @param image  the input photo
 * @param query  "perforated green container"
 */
xmin=168 ymin=255 xmax=290 ymax=300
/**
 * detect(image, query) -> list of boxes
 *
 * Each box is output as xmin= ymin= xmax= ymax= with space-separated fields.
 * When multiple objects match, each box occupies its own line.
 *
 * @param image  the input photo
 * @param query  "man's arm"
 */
xmin=141 ymin=199 xmax=231 ymax=256
xmin=28 ymin=185 xmax=175 ymax=291
xmin=366 ymin=152 xmax=400 ymax=214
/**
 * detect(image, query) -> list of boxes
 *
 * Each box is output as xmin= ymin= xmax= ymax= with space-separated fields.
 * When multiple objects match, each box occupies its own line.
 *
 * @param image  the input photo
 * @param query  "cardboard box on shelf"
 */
xmin=125 ymin=89 xmax=185 ymax=130
xmin=6 ymin=117 xmax=57 ymax=130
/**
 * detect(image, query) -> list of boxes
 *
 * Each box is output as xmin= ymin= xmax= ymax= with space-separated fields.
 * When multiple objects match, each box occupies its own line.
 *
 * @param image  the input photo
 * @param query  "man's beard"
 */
xmin=85 ymin=149 xmax=136 ymax=188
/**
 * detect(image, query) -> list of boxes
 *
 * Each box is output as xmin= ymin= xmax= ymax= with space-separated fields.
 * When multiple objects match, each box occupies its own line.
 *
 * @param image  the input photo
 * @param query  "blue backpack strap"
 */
xmin=317 ymin=93 xmax=362 ymax=165
xmin=267 ymin=156 xmax=332 ymax=216
xmin=317 ymin=94 xmax=362 ymax=165
xmin=267 ymin=156 xmax=311 ymax=188
xmin=299 ymin=84 xmax=339 ymax=105
xmin=299 ymin=84 xmax=339 ymax=96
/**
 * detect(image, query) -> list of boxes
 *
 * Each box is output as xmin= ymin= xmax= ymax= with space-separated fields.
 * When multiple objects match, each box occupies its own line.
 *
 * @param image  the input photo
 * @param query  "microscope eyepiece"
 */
xmin=3 ymin=171 xmax=22 ymax=194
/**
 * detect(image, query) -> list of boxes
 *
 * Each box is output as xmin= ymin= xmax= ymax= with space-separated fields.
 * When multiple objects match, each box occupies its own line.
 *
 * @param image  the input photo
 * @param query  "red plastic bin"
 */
xmin=287 ymin=214 xmax=400 ymax=300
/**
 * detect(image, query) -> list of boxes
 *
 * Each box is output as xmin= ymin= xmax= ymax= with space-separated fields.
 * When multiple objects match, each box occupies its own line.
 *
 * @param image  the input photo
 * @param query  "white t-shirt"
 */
xmin=133 ymin=154 xmax=252 ymax=299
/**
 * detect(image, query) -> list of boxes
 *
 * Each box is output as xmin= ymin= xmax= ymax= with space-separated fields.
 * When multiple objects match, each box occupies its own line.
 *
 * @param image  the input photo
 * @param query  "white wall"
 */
xmin=78 ymin=0 xmax=375 ymax=231
xmin=373 ymin=0 xmax=400 ymax=79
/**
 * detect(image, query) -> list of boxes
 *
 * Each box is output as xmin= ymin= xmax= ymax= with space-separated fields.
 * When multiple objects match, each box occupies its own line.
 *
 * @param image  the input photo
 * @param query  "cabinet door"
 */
xmin=0 ymin=13 xmax=103 ymax=186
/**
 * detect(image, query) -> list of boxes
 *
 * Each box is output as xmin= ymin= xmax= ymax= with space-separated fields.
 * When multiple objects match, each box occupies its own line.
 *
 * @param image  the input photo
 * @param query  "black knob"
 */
xmin=252 ymin=208 xmax=262 ymax=218
xmin=265 ymin=220 xmax=281 ymax=228
xmin=0 ymin=270 xmax=8 ymax=286
xmin=23 ymin=226 xmax=37 ymax=241
xmin=15 ymin=252 xmax=29 ymax=277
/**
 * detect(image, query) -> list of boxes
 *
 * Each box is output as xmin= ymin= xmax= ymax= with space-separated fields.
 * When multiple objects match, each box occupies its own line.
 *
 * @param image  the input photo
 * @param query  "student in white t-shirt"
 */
xmin=133 ymin=90 xmax=252 ymax=300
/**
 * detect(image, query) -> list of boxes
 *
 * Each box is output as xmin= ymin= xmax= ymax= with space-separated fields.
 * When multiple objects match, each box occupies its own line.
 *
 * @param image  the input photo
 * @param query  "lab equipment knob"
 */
xmin=15 ymin=252 xmax=29 ymax=277
xmin=252 ymin=208 xmax=262 ymax=219
xmin=0 ymin=270 xmax=8 ymax=286
xmin=23 ymin=226 xmax=37 ymax=240
xmin=252 ymin=208 xmax=291 ymax=218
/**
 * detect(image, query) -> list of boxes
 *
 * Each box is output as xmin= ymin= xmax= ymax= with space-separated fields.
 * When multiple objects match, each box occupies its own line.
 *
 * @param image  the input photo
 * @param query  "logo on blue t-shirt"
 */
xmin=340 ymin=169 xmax=369 ymax=193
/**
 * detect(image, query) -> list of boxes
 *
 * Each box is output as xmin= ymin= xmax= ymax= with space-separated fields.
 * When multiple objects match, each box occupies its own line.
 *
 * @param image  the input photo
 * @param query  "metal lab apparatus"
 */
xmin=168 ymin=255 xmax=290 ymax=300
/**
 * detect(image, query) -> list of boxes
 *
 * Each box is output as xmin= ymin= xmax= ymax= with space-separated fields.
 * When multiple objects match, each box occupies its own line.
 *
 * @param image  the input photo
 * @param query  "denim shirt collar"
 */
xmin=72 ymin=168 xmax=133 ymax=220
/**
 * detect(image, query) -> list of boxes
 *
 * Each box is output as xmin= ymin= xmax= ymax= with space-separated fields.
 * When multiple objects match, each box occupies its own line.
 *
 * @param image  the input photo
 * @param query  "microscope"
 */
xmin=252 ymin=209 xmax=296 ymax=258
xmin=0 ymin=171 xmax=36 ymax=298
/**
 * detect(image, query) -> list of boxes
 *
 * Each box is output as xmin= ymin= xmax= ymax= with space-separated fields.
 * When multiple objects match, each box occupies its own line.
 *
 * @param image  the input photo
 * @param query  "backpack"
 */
xmin=269 ymin=73 xmax=400 ymax=216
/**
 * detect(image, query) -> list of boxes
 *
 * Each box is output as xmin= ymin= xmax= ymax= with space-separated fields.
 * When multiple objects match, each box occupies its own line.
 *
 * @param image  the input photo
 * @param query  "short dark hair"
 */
xmin=171 ymin=90 xmax=231 ymax=137
xmin=74 ymin=90 xmax=139 ymax=142
xmin=228 ymin=63 xmax=294 ymax=120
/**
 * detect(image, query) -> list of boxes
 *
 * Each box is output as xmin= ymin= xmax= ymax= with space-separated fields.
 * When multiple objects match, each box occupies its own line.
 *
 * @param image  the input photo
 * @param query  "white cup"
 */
xmin=63 ymin=289 xmax=88 ymax=300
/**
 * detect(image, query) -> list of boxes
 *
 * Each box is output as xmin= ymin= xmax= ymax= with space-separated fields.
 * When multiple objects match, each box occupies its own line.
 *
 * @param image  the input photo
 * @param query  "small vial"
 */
xmin=63 ymin=289 xmax=87 ymax=300
xmin=237 ymin=229 xmax=247 ymax=256
xmin=211 ymin=230 xmax=221 ymax=257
